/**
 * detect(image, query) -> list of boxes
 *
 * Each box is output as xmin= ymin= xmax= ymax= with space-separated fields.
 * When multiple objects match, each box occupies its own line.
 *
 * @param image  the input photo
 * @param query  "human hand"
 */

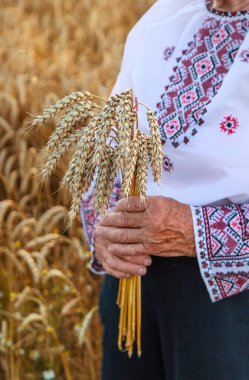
xmin=94 ymin=196 xmax=196 ymax=278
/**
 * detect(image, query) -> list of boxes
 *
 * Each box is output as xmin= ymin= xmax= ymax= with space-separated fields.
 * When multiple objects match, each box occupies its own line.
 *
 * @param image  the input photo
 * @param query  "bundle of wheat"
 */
xmin=32 ymin=88 xmax=163 ymax=357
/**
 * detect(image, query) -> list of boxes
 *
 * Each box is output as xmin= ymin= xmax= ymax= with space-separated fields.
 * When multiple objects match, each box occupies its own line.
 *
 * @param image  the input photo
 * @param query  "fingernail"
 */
xmin=138 ymin=267 xmax=146 ymax=276
xmin=143 ymin=258 xmax=152 ymax=266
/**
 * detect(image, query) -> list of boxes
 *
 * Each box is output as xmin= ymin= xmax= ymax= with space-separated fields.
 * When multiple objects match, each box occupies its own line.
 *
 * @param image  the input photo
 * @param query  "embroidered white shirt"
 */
xmin=80 ymin=0 xmax=249 ymax=301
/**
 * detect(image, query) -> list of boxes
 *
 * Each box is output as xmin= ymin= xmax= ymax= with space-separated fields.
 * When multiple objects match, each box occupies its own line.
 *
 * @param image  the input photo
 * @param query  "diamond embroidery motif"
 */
xmin=220 ymin=115 xmax=239 ymax=135
xmin=156 ymin=17 xmax=249 ymax=148
xmin=239 ymin=48 xmax=249 ymax=63
xmin=194 ymin=56 xmax=214 ymax=76
xmin=162 ymin=155 xmax=174 ymax=172
xmin=211 ymin=27 xmax=229 ymax=48
xmin=163 ymin=46 xmax=175 ymax=61
xmin=193 ymin=204 xmax=249 ymax=301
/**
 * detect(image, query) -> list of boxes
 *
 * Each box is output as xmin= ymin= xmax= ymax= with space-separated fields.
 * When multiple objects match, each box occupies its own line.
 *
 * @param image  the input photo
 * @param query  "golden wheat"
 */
xmin=136 ymin=134 xmax=149 ymax=202
xmin=0 ymin=0 xmax=155 ymax=378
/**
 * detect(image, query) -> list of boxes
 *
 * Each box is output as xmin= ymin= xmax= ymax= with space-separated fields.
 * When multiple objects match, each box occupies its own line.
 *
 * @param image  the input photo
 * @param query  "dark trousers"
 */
xmin=99 ymin=256 xmax=249 ymax=380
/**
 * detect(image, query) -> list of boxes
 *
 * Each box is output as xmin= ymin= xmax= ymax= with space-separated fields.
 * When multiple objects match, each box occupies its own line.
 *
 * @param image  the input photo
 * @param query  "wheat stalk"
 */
xmin=33 ymin=87 xmax=163 ymax=359
xmin=47 ymin=101 xmax=99 ymax=153
xmin=31 ymin=90 xmax=93 ymax=127
xmin=16 ymin=249 xmax=40 ymax=284
xmin=42 ymin=130 xmax=82 ymax=179
xmin=25 ymin=233 xmax=69 ymax=249
xmin=78 ymin=305 xmax=98 ymax=347
xmin=94 ymin=146 xmax=112 ymax=214
xmin=42 ymin=268 xmax=79 ymax=295
xmin=136 ymin=134 xmax=149 ymax=203
xmin=36 ymin=206 xmax=67 ymax=234
xmin=60 ymin=124 xmax=96 ymax=190
xmin=146 ymin=109 xmax=163 ymax=184
xmin=12 ymin=218 xmax=36 ymax=241
xmin=121 ymin=134 xmax=139 ymax=198
xmin=61 ymin=297 xmax=83 ymax=316
xmin=17 ymin=313 xmax=47 ymax=333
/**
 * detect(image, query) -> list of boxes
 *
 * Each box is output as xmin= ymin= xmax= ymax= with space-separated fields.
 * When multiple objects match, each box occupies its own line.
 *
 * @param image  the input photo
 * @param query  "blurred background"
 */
xmin=0 ymin=0 xmax=154 ymax=379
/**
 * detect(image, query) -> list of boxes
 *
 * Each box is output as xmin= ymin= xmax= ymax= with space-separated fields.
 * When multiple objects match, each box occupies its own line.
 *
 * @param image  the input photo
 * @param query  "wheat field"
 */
xmin=0 ymin=1 xmax=155 ymax=379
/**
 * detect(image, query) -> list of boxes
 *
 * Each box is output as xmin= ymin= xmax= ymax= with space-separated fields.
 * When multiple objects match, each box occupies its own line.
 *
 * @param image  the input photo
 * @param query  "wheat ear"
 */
xmin=136 ymin=134 xmax=149 ymax=203
xmin=146 ymin=109 xmax=163 ymax=184
xmin=42 ymin=130 xmax=82 ymax=179
xmin=47 ymin=101 xmax=99 ymax=153
xmin=31 ymin=90 xmax=93 ymax=127
xmin=121 ymin=135 xmax=139 ymax=198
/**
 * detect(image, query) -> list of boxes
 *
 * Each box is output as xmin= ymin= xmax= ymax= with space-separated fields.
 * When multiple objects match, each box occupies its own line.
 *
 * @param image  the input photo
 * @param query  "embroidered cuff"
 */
xmin=191 ymin=204 xmax=249 ymax=303
xmin=80 ymin=195 xmax=106 ymax=275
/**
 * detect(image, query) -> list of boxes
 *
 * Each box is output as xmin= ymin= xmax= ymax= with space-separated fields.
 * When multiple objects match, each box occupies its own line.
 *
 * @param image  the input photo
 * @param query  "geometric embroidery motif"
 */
xmin=155 ymin=13 xmax=249 ymax=148
xmin=219 ymin=115 xmax=239 ymax=135
xmin=215 ymin=272 xmax=249 ymax=298
xmin=193 ymin=205 xmax=249 ymax=301
xmin=163 ymin=46 xmax=175 ymax=62
xmin=202 ymin=205 xmax=249 ymax=260
xmin=239 ymin=48 xmax=249 ymax=63
xmin=162 ymin=154 xmax=174 ymax=172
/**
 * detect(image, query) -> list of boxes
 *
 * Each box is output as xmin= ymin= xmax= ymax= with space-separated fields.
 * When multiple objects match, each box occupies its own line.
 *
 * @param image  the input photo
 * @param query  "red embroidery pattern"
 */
xmin=215 ymin=272 xmax=249 ymax=298
xmin=156 ymin=17 xmax=249 ymax=148
xmin=163 ymin=155 xmax=174 ymax=172
xmin=220 ymin=115 xmax=239 ymax=135
xmin=239 ymin=48 xmax=249 ymax=63
xmin=80 ymin=177 xmax=121 ymax=274
xmin=163 ymin=46 xmax=175 ymax=62
xmin=193 ymin=205 xmax=249 ymax=301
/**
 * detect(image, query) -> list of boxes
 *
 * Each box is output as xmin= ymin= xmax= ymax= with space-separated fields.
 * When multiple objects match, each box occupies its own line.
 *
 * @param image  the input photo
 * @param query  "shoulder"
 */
xmin=126 ymin=0 xmax=199 ymax=48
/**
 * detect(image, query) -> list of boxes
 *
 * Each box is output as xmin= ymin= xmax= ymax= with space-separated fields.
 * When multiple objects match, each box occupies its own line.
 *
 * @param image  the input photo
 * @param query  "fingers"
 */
xmin=115 ymin=196 xmax=147 ymax=213
xmin=101 ymin=260 xmax=131 ymax=279
xmin=95 ymin=226 xmax=144 ymax=244
xmin=108 ymin=243 xmax=147 ymax=257
xmin=102 ymin=253 xmax=148 ymax=277
xmin=125 ymin=255 xmax=152 ymax=266
xmin=99 ymin=211 xmax=144 ymax=228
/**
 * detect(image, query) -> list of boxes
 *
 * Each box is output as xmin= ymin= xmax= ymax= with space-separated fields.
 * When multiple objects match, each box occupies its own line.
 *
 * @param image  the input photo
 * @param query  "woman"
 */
xmin=80 ymin=0 xmax=249 ymax=379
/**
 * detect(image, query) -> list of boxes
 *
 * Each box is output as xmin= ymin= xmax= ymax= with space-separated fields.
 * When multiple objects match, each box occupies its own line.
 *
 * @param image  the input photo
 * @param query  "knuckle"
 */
xmin=120 ymin=230 xmax=127 ymax=243
xmin=122 ymin=262 xmax=134 ymax=273
xmin=97 ymin=216 xmax=104 ymax=226
xmin=105 ymin=256 xmax=113 ymax=268
xmin=104 ymin=211 xmax=113 ymax=224
xmin=144 ymin=242 xmax=155 ymax=253
xmin=120 ymin=245 xmax=129 ymax=256
xmin=130 ymin=265 xmax=139 ymax=275
xmin=128 ymin=256 xmax=139 ymax=264
xmin=95 ymin=226 xmax=104 ymax=239
xmin=99 ymin=216 xmax=107 ymax=226
xmin=106 ymin=256 xmax=118 ymax=270
xmin=112 ymin=260 xmax=118 ymax=270
xmin=119 ymin=212 xmax=127 ymax=225
xmin=108 ymin=244 xmax=115 ymax=255
xmin=101 ymin=261 xmax=108 ymax=272
xmin=150 ymin=220 xmax=159 ymax=230
xmin=138 ymin=256 xmax=147 ymax=265
xmin=128 ymin=245 xmax=136 ymax=256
